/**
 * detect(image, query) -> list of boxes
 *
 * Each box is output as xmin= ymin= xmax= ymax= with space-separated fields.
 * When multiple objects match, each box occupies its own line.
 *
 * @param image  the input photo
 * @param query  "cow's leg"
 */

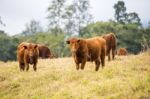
xmin=95 ymin=59 xmax=100 ymax=71
xmin=25 ymin=64 xmax=29 ymax=71
xmin=81 ymin=60 xmax=86 ymax=70
xmin=24 ymin=60 xmax=29 ymax=71
xmin=19 ymin=62 xmax=25 ymax=71
xmin=75 ymin=62 xmax=80 ymax=70
xmin=24 ymin=55 xmax=29 ymax=71
xmin=112 ymin=48 xmax=115 ymax=60
xmin=42 ymin=54 xmax=45 ymax=59
xmin=74 ymin=56 xmax=80 ymax=70
xmin=101 ymin=54 xmax=105 ymax=68
xmin=75 ymin=61 xmax=80 ymax=70
xmin=21 ymin=63 xmax=25 ymax=71
xmin=19 ymin=62 xmax=22 ymax=71
xmin=33 ymin=63 xmax=37 ymax=71
xmin=107 ymin=49 xmax=111 ymax=61
xmin=101 ymin=47 xmax=106 ymax=68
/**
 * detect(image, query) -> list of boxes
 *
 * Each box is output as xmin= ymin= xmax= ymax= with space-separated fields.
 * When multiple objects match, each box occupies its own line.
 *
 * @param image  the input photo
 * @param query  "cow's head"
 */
xmin=24 ymin=44 xmax=38 ymax=64
xmin=66 ymin=38 xmax=81 ymax=54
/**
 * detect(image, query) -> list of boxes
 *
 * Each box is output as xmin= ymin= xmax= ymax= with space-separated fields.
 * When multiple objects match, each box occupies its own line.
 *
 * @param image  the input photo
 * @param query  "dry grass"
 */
xmin=0 ymin=52 xmax=150 ymax=99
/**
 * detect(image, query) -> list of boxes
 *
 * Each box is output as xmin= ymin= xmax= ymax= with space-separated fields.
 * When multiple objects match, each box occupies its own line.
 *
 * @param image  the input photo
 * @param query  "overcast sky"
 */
xmin=0 ymin=0 xmax=150 ymax=35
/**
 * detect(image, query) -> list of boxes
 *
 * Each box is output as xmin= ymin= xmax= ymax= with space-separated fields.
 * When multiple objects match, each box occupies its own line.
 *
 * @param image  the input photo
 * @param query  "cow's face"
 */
xmin=66 ymin=38 xmax=80 ymax=54
xmin=24 ymin=44 xmax=38 ymax=64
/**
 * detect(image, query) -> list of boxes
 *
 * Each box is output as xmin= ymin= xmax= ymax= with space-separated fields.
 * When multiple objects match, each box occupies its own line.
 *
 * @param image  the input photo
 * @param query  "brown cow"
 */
xmin=102 ymin=33 xmax=116 ymax=61
xmin=17 ymin=42 xmax=39 ymax=71
xmin=117 ymin=48 xmax=127 ymax=56
xmin=66 ymin=37 xmax=106 ymax=71
xmin=38 ymin=44 xmax=52 ymax=59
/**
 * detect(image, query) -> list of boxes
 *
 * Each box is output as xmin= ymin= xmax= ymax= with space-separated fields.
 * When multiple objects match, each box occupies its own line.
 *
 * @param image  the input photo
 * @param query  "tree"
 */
xmin=72 ymin=0 xmax=92 ymax=36
xmin=80 ymin=21 xmax=144 ymax=54
xmin=47 ymin=0 xmax=66 ymax=36
xmin=143 ymin=22 xmax=150 ymax=49
xmin=63 ymin=5 xmax=76 ymax=36
xmin=114 ymin=1 xmax=127 ymax=24
xmin=0 ymin=32 xmax=19 ymax=61
xmin=126 ymin=12 xmax=141 ymax=26
xmin=47 ymin=0 xmax=92 ymax=36
xmin=22 ymin=20 xmax=43 ymax=35
xmin=62 ymin=0 xmax=92 ymax=36
xmin=114 ymin=1 xmax=142 ymax=27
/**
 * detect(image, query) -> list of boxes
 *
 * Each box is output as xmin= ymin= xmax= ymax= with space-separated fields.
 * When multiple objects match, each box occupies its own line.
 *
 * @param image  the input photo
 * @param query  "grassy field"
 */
xmin=0 ymin=52 xmax=150 ymax=99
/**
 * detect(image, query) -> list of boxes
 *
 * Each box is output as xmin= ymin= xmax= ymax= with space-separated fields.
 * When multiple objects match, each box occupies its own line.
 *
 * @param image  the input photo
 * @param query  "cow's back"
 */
xmin=86 ymin=37 xmax=106 ymax=61
xmin=38 ymin=45 xmax=51 ymax=58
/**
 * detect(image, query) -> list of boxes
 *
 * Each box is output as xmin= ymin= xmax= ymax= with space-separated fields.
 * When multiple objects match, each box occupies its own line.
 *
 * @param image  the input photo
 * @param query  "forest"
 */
xmin=0 ymin=0 xmax=150 ymax=61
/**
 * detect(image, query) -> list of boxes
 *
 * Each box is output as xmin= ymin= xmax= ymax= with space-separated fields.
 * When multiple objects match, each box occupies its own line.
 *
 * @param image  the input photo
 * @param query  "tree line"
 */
xmin=0 ymin=0 xmax=150 ymax=61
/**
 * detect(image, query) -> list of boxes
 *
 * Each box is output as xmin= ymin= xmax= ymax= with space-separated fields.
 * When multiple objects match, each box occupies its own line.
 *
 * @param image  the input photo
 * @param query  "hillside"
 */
xmin=0 ymin=52 xmax=150 ymax=99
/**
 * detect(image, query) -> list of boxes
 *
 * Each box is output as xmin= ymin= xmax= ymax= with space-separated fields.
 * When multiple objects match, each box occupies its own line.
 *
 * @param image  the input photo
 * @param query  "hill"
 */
xmin=0 ymin=52 xmax=150 ymax=99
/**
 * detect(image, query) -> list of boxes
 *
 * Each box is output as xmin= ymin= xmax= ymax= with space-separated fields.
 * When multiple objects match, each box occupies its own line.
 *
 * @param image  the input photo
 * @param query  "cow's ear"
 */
xmin=34 ymin=44 xmax=38 ymax=48
xmin=23 ymin=45 xmax=27 ymax=49
xmin=77 ymin=39 xmax=81 ymax=43
xmin=66 ymin=40 xmax=70 ymax=44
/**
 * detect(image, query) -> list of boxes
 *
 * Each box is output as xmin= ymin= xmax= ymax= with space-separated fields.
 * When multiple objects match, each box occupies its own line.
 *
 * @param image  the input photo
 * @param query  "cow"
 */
xmin=117 ymin=48 xmax=127 ymax=56
xmin=102 ymin=33 xmax=116 ymax=61
xmin=66 ymin=37 xmax=106 ymax=71
xmin=38 ymin=44 xmax=52 ymax=59
xmin=17 ymin=42 xmax=39 ymax=71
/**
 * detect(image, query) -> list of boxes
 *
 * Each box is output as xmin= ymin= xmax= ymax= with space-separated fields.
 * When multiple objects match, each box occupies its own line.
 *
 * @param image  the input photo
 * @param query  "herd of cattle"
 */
xmin=17 ymin=33 xmax=127 ymax=71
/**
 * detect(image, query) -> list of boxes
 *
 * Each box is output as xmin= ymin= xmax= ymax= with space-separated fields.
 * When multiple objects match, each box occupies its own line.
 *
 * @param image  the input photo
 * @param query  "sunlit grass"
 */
xmin=0 ymin=52 xmax=150 ymax=99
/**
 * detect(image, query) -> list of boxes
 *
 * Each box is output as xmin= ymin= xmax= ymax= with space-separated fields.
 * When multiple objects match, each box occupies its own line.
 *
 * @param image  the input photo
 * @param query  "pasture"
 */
xmin=0 ymin=52 xmax=150 ymax=99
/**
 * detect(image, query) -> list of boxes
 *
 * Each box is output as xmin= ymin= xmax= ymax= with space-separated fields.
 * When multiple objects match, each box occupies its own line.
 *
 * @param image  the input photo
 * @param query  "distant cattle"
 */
xmin=117 ymin=48 xmax=127 ymax=56
xmin=17 ymin=42 xmax=39 ymax=71
xmin=102 ymin=33 xmax=116 ymax=61
xmin=66 ymin=37 xmax=106 ymax=71
xmin=38 ymin=44 xmax=52 ymax=59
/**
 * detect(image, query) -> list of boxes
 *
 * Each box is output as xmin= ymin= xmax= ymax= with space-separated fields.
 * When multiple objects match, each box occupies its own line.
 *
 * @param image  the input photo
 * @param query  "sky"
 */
xmin=0 ymin=0 xmax=150 ymax=36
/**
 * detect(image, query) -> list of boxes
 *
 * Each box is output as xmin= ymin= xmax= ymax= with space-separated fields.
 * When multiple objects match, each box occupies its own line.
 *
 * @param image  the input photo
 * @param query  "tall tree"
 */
xmin=73 ymin=0 xmax=92 ymax=36
xmin=47 ymin=0 xmax=92 ymax=36
xmin=114 ymin=1 xmax=127 ymax=24
xmin=63 ymin=0 xmax=92 ymax=36
xmin=22 ymin=20 xmax=43 ymax=35
xmin=114 ymin=1 xmax=142 ymax=27
xmin=63 ymin=5 xmax=76 ymax=36
xmin=47 ymin=0 xmax=66 ymax=36
xmin=126 ymin=12 xmax=141 ymax=26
